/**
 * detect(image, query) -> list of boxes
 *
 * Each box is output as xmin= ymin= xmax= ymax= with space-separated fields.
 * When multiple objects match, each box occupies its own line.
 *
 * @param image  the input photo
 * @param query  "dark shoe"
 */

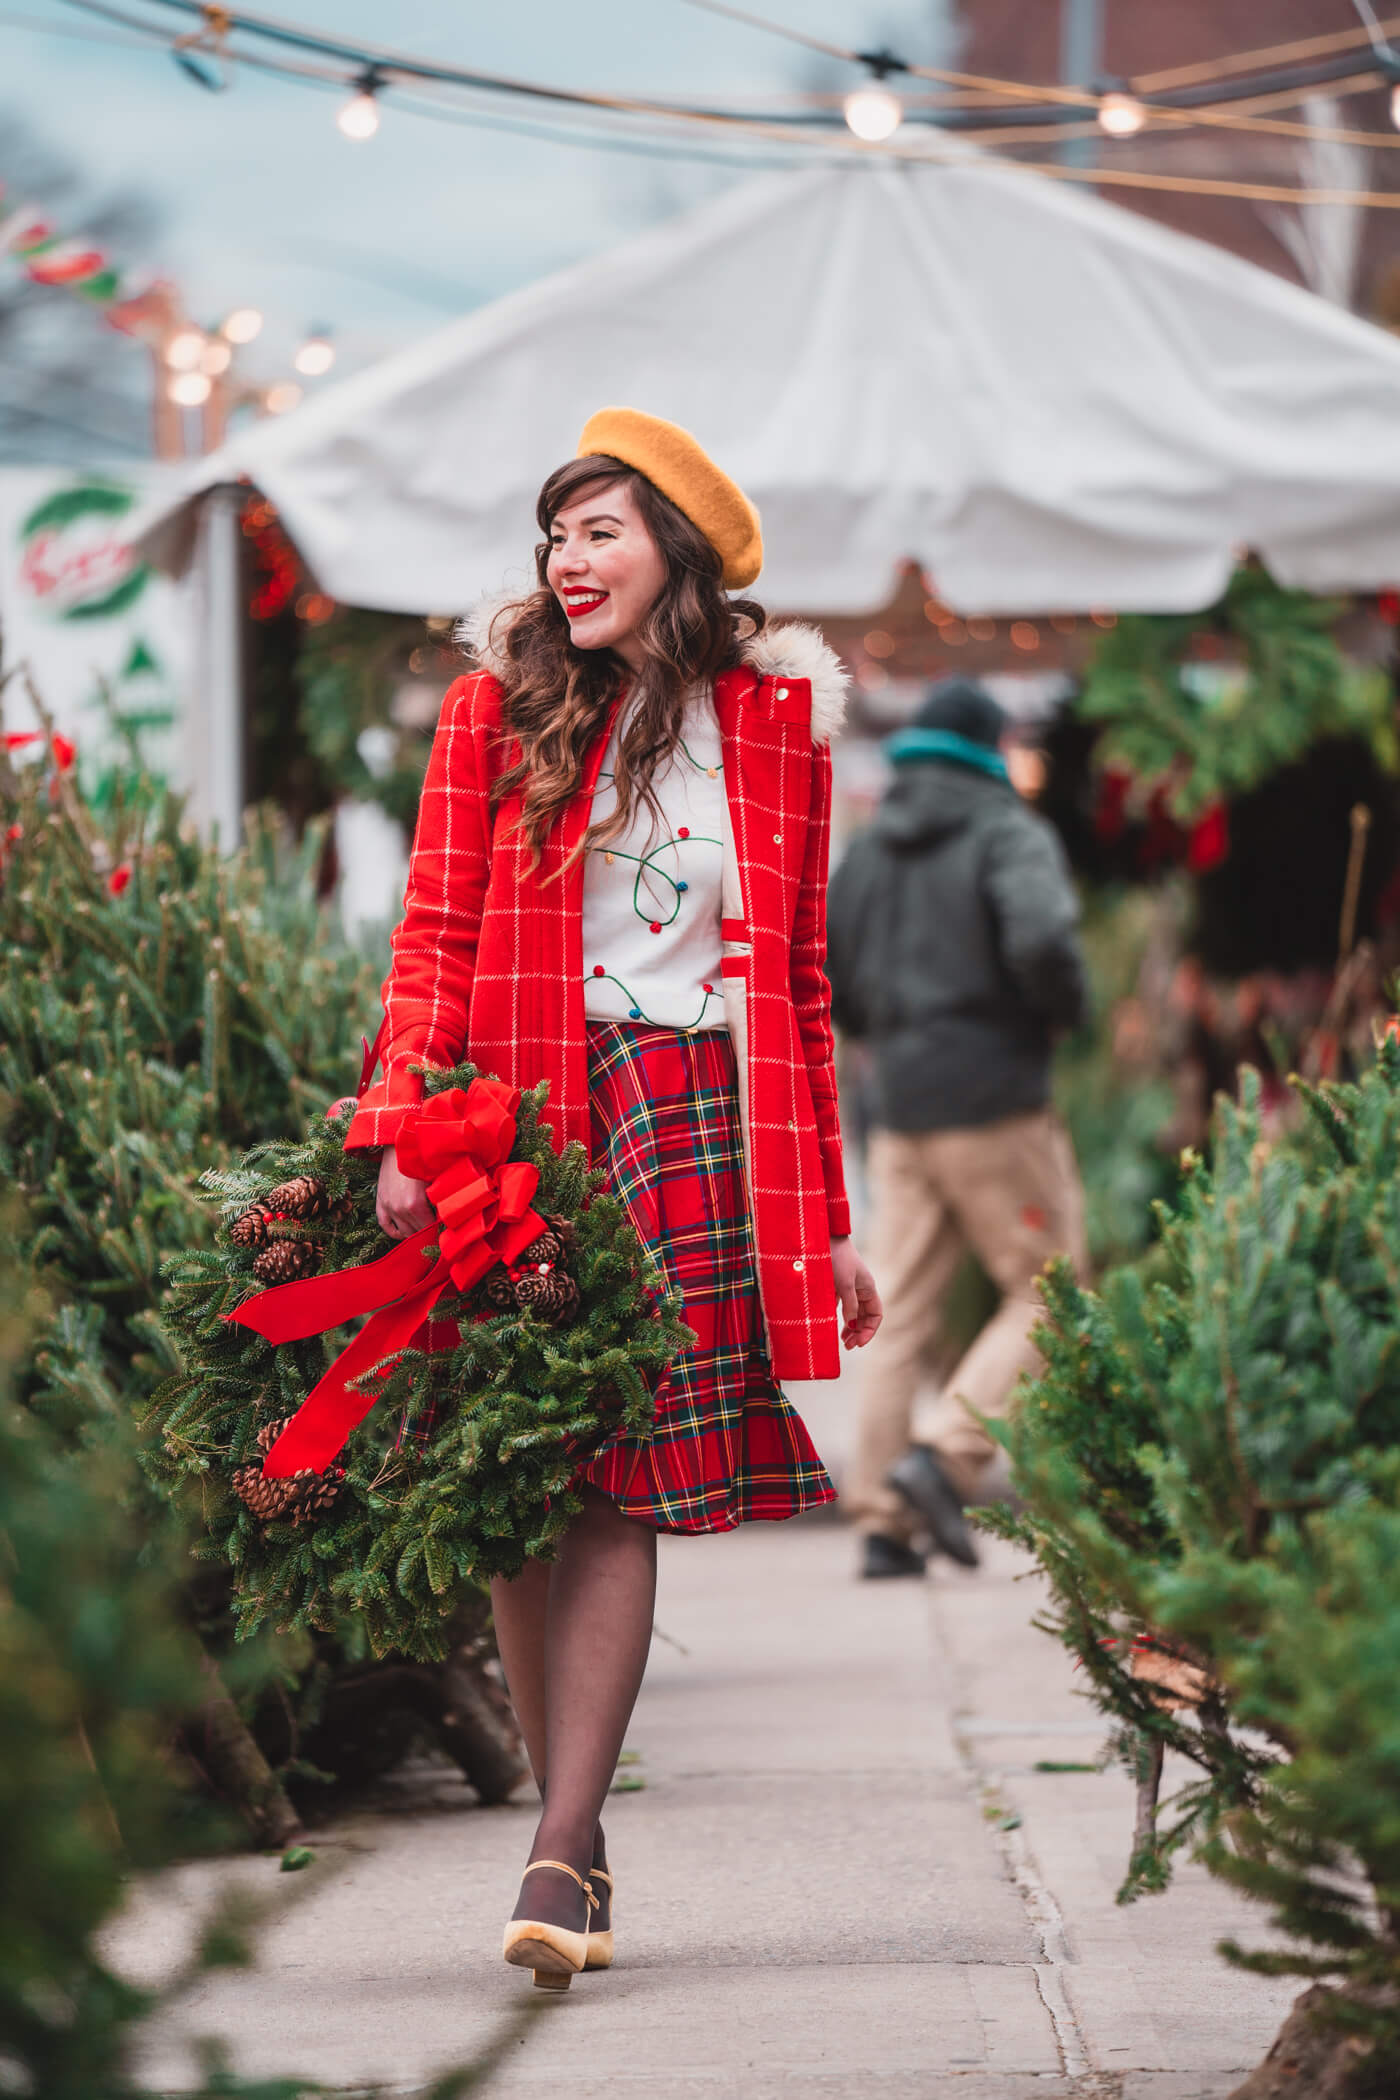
xmin=860 ymin=1532 xmax=927 ymax=1580
xmin=887 ymin=1446 xmax=980 ymax=1568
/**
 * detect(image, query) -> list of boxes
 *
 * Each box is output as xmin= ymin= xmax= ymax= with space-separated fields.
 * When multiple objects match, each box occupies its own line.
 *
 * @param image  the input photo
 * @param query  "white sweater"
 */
xmin=581 ymin=689 xmax=728 ymax=1033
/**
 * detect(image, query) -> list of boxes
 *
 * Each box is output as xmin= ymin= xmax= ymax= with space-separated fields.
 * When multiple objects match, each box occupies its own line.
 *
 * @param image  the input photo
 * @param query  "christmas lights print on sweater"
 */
xmin=581 ymin=688 xmax=727 ymax=1034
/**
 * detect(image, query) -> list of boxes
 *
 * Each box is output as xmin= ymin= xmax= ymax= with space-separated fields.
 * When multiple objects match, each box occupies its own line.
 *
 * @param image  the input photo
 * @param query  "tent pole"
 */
xmin=192 ymin=485 xmax=245 ymax=850
xmin=1060 ymin=0 xmax=1102 ymax=169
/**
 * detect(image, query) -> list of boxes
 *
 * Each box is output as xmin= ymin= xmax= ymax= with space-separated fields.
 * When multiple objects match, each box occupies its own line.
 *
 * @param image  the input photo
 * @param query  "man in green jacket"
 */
xmin=827 ymin=678 xmax=1089 ymax=1579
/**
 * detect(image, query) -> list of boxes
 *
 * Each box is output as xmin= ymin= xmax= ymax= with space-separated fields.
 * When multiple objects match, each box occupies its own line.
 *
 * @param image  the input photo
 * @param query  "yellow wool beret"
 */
xmin=576 ymin=408 xmax=763 ymax=592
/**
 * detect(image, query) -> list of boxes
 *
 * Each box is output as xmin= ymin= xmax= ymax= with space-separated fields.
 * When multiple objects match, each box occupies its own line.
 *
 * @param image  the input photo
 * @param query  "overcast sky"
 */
xmin=5 ymin=1 xmax=956 ymax=395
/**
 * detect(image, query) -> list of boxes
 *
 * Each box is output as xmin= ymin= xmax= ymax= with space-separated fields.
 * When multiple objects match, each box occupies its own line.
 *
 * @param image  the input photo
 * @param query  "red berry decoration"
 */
xmin=649 ymin=921 xmax=662 ymax=935
xmin=677 ymin=826 xmax=689 ymax=839
xmin=593 ymin=964 xmax=605 ymax=977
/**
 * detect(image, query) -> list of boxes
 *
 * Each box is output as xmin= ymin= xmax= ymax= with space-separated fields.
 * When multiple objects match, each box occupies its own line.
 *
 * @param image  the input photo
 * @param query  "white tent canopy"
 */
xmin=138 ymin=156 xmax=1400 ymax=618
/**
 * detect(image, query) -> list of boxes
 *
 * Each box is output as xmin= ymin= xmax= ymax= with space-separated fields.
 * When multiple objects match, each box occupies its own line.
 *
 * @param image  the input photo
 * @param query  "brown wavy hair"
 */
xmin=484 ymin=454 xmax=765 ymax=868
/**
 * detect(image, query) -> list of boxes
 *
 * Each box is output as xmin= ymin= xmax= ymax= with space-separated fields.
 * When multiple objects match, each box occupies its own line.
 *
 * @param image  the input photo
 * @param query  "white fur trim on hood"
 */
xmin=740 ymin=620 xmax=847 ymax=746
xmin=455 ymin=594 xmax=847 ymax=747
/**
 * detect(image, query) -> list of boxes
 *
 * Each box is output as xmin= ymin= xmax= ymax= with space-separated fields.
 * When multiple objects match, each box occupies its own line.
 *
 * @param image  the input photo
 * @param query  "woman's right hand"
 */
xmin=377 ymin=1146 xmax=435 ymax=1239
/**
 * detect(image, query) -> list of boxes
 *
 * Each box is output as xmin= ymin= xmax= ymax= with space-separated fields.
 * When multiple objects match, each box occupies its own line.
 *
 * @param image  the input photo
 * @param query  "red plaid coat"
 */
xmin=345 ymin=624 xmax=851 ymax=1380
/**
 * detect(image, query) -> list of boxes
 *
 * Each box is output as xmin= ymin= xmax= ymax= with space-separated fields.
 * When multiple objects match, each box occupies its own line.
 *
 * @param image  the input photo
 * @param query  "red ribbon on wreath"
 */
xmin=226 ymin=1076 xmax=546 ymax=1478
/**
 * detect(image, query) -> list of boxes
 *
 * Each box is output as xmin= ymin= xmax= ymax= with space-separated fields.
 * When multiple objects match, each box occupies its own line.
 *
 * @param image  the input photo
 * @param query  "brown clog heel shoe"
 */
xmin=502 ymin=1859 xmax=598 ymax=1992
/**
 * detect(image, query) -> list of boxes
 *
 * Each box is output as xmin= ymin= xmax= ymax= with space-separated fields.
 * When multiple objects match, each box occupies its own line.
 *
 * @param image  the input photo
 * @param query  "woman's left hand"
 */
xmin=831 ymin=1237 xmax=882 ymax=1350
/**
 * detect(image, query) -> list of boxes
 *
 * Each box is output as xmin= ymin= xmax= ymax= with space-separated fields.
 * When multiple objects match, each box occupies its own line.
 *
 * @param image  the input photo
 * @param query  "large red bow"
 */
xmin=227 ymin=1076 xmax=545 ymax=1478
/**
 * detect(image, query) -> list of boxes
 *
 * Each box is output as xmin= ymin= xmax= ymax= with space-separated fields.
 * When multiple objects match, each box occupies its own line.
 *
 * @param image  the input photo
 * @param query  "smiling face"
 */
xmin=545 ymin=477 xmax=668 ymax=673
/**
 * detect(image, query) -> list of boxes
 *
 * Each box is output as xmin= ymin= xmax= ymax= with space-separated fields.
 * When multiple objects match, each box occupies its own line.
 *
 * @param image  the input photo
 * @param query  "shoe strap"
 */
xmin=589 ymin=1868 xmax=613 ymax=1891
xmin=521 ymin=1859 xmax=599 ymax=1909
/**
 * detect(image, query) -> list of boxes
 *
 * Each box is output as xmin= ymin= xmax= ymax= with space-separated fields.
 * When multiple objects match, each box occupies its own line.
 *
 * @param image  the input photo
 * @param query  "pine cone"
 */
xmin=230 ymin=1205 xmax=269 ymax=1249
xmin=514 ymin=1265 xmax=580 ymax=1326
xmin=233 ymin=1416 xmax=344 ymax=1527
xmin=252 ymin=1237 xmax=320 ymax=1285
xmin=545 ymin=1212 xmax=578 ymax=1257
xmin=480 ymin=1265 xmax=517 ymax=1313
xmin=231 ymin=1463 xmax=278 ymax=1521
xmin=232 ymin=1459 xmax=344 ymax=1527
xmin=518 ymin=1227 xmax=564 ymax=1269
xmin=264 ymin=1174 xmax=328 ymax=1220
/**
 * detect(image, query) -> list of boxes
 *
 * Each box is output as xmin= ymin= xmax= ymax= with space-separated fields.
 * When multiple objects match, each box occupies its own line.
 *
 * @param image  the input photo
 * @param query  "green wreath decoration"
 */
xmin=1078 ymin=565 xmax=1396 ymax=820
xmin=152 ymin=1064 xmax=692 ymax=1661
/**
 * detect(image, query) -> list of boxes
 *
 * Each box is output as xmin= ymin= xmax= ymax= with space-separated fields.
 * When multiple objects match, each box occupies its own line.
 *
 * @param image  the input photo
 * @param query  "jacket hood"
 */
xmin=871 ymin=756 xmax=1013 ymax=849
xmin=456 ymin=590 xmax=847 ymax=746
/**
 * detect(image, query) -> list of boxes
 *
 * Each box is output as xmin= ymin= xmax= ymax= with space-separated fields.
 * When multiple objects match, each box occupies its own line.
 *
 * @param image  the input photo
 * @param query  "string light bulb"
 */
xmin=293 ymin=329 xmax=335 ymax=378
xmin=264 ymin=381 xmax=303 ymax=415
xmin=1097 ymin=87 xmax=1146 ymax=138
xmin=169 ymin=370 xmax=212 ymax=407
xmin=221 ymin=306 xmax=263 ymax=344
xmin=843 ymin=83 xmax=903 ymax=141
xmin=338 ymin=68 xmax=383 ymax=141
xmin=844 ymin=47 xmax=906 ymax=143
xmin=165 ymin=327 xmax=207 ymax=371
xmin=200 ymin=338 xmax=232 ymax=376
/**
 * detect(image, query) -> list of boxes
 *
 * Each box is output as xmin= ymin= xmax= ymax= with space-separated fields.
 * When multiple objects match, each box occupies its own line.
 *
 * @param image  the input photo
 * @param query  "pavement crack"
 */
xmin=926 ymin=1584 xmax=1094 ymax=2081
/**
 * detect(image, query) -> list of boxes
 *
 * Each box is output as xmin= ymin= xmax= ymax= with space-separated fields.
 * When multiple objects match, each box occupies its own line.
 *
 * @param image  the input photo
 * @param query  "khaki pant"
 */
xmin=849 ymin=1108 xmax=1088 ymax=1542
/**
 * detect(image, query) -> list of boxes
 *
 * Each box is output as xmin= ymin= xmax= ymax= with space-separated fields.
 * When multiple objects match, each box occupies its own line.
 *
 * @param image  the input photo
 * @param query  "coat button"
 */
xmin=792 ymin=1258 xmax=805 ymax=1273
xmin=772 ymin=831 xmax=782 ymax=845
xmin=776 ymin=686 xmax=788 ymax=699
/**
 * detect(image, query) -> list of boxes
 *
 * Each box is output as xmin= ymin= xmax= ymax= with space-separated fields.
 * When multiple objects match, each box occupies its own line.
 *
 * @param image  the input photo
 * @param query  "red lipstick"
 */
xmin=562 ymin=590 xmax=609 ymax=621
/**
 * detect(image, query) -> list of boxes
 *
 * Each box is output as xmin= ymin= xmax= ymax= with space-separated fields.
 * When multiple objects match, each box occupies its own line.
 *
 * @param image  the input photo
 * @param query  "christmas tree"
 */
xmin=993 ymin=1039 xmax=1400 ymax=2089
xmin=0 ymin=738 xmax=377 ymax=1427
xmin=0 ymin=1230 xmax=303 ymax=2099
xmin=0 ymin=1230 xmax=542 ymax=2096
xmin=0 ymin=727 xmax=524 ymax=1824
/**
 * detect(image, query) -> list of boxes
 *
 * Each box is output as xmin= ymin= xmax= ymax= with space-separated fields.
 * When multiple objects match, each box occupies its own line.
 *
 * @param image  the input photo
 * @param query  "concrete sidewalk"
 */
xmin=106 ymin=1509 xmax=1298 ymax=2099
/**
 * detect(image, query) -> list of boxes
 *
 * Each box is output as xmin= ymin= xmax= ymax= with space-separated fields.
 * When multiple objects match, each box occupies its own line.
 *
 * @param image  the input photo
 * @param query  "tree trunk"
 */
xmin=1229 ymin=1985 xmax=1387 ymax=2099
xmin=439 ymin=1641 xmax=528 ymax=1805
xmin=1133 ymin=1731 xmax=1165 ymax=1851
xmin=195 ymin=1654 xmax=303 ymax=1848
xmin=302 ymin=1651 xmax=527 ymax=1806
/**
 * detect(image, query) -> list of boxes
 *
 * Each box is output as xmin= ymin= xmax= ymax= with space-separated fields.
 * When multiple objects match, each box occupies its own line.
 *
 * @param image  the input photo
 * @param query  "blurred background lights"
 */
xmin=843 ymin=85 xmax=903 ymax=142
xmin=1097 ymin=90 xmax=1147 ymax=138
xmin=168 ymin=370 xmax=212 ymax=407
xmin=293 ymin=331 xmax=336 ymax=378
xmin=199 ymin=338 xmax=232 ymax=376
xmin=264 ymin=381 xmax=304 ymax=415
xmin=221 ymin=307 xmax=264 ymax=345
xmin=164 ymin=327 xmax=207 ymax=370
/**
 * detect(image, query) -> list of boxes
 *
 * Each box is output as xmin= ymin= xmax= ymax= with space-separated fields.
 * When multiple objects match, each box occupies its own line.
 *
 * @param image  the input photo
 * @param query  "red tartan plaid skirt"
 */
xmin=577 ymin=1021 xmax=836 ymax=1533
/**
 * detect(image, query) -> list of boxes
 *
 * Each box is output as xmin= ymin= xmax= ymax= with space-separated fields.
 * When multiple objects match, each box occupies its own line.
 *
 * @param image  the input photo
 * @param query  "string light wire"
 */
xmin=935 ymin=75 xmax=1400 ymax=153
xmin=1134 ymin=12 xmax=1400 ymax=92
xmin=80 ymin=0 xmax=1400 ymax=137
xmin=0 ymin=6 xmax=168 ymax=45
xmin=43 ymin=0 xmax=1400 ymax=209
xmin=679 ymin=0 xmax=1400 ymax=148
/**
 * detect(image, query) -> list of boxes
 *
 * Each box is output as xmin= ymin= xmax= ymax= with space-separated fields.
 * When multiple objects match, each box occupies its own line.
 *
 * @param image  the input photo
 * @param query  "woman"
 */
xmin=345 ymin=408 xmax=881 ymax=1988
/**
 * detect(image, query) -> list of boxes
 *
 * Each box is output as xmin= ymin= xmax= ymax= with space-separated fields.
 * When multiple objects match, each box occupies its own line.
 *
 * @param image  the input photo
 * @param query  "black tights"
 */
xmin=491 ymin=1487 xmax=657 ymax=1930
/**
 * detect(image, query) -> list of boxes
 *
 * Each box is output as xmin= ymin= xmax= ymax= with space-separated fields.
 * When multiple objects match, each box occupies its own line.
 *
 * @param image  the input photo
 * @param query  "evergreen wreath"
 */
xmin=1078 ymin=564 xmax=1396 ymax=820
xmin=153 ymin=1063 xmax=692 ymax=1661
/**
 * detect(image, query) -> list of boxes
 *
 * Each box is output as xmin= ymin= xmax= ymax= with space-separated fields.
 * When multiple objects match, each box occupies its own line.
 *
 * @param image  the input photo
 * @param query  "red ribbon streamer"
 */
xmin=227 ymin=1076 xmax=545 ymax=1478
